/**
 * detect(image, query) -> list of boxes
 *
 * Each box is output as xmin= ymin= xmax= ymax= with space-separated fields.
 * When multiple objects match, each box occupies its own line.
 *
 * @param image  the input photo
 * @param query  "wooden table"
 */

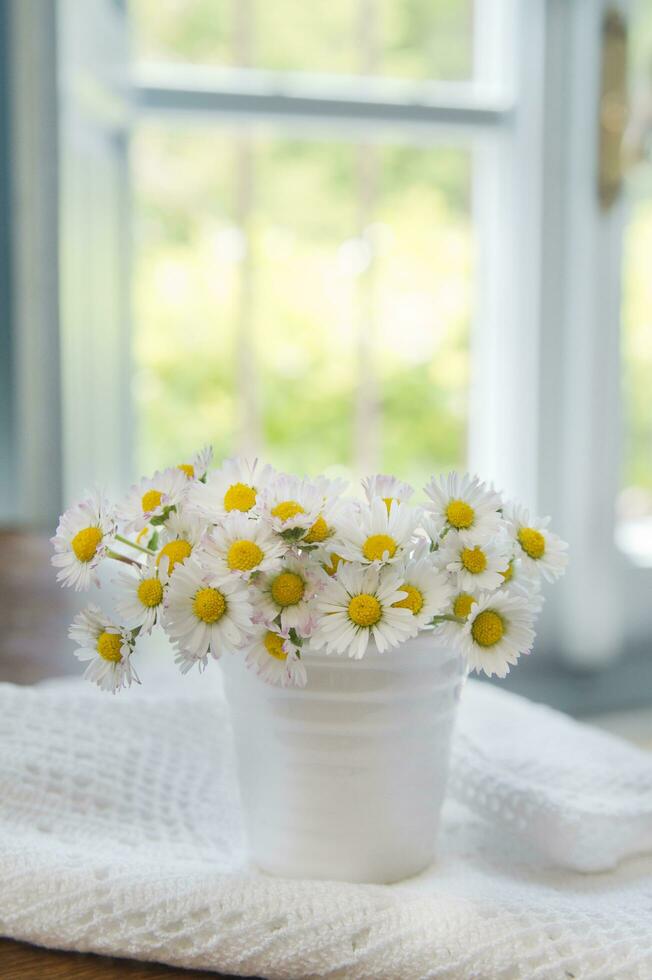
xmin=0 ymin=530 xmax=240 ymax=978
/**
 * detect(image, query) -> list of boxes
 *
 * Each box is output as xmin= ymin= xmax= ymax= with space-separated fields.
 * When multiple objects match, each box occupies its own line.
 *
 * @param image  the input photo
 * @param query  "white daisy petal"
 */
xmin=253 ymin=555 xmax=326 ymax=634
xmin=185 ymin=456 xmax=275 ymax=521
xmin=164 ymin=559 xmax=253 ymax=671
xmin=334 ymin=497 xmax=420 ymax=566
xmin=437 ymin=530 xmax=511 ymax=593
xmin=361 ymin=474 xmax=414 ymax=510
xmin=259 ymin=474 xmax=333 ymax=541
xmin=176 ymin=445 xmax=214 ymax=482
xmin=243 ymin=626 xmax=307 ymax=687
xmin=503 ymin=503 xmax=569 ymax=582
xmin=197 ymin=511 xmax=285 ymax=579
xmin=455 ymin=590 xmax=536 ymax=678
xmin=424 ymin=472 xmax=503 ymax=543
xmin=390 ymin=554 xmax=453 ymax=628
xmin=114 ymin=557 xmax=166 ymax=634
xmin=312 ymin=561 xmax=418 ymax=659
xmin=51 ymin=490 xmax=116 ymax=591
xmin=69 ymin=604 xmax=138 ymax=693
xmin=118 ymin=468 xmax=188 ymax=533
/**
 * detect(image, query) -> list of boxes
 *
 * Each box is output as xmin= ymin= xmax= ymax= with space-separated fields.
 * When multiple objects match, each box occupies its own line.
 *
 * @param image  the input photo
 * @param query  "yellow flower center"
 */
xmin=453 ymin=593 xmax=476 ymax=618
xmin=271 ymin=571 xmax=305 ymax=607
xmin=348 ymin=593 xmax=382 ymax=627
xmin=304 ymin=515 xmax=329 ymax=544
xmin=362 ymin=534 xmax=397 ymax=562
xmin=178 ymin=463 xmax=194 ymax=478
xmin=224 ymin=482 xmax=257 ymax=512
xmin=501 ymin=561 xmax=514 ymax=582
xmin=96 ymin=631 xmax=122 ymax=662
xmin=193 ymin=586 xmax=227 ymax=623
xmin=392 ymin=584 xmax=424 ymax=615
xmin=471 ymin=610 xmax=505 ymax=647
xmin=137 ymin=577 xmax=163 ymax=608
xmin=461 ymin=546 xmax=487 ymax=575
xmin=382 ymin=496 xmax=396 ymax=513
xmin=518 ymin=527 xmax=545 ymax=560
xmin=227 ymin=539 xmax=264 ymax=572
xmin=446 ymin=498 xmax=475 ymax=529
xmin=71 ymin=526 xmax=103 ymax=563
xmin=324 ymin=552 xmax=343 ymax=576
xmin=141 ymin=489 xmax=163 ymax=513
xmin=271 ymin=500 xmax=305 ymax=522
xmin=157 ymin=539 xmax=192 ymax=572
xmin=264 ymin=631 xmax=287 ymax=661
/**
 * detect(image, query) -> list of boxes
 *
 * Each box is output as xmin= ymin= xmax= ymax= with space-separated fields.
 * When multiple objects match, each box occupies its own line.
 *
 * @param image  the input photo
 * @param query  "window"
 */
xmin=618 ymin=0 xmax=652 ymax=563
xmin=6 ymin=0 xmax=651 ymax=700
xmin=127 ymin=0 xmax=499 ymax=486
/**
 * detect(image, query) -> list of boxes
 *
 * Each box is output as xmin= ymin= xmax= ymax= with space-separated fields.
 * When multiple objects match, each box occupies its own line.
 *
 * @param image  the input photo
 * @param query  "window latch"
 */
xmin=598 ymin=8 xmax=628 ymax=210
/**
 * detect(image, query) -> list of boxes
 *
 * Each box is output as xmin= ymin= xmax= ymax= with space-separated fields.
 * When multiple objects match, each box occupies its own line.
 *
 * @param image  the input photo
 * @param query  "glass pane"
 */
xmin=618 ymin=0 xmax=652 ymax=552
xmin=131 ymin=125 xmax=472 ymax=484
xmin=128 ymin=0 xmax=474 ymax=81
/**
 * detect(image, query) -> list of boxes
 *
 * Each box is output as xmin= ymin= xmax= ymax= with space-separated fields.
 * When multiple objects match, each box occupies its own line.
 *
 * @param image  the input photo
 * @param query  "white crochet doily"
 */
xmin=1 ymin=677 xmax=652 ymax=979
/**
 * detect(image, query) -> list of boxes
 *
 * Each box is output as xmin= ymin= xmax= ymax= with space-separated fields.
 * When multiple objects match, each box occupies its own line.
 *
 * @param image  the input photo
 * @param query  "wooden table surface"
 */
xmin=0 ymin=530 xmax=242 ymax=979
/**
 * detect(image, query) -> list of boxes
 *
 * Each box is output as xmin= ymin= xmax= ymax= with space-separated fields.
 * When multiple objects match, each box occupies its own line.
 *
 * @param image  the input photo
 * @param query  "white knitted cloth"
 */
xmin=1 ymin=676 xmax=652 ymax=979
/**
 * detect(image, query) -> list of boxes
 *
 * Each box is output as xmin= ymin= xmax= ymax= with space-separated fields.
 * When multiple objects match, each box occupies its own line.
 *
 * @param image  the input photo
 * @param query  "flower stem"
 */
xmin=431 ymin=614 xmax=466 ymax=625
xmin=107 ymin=549 xmax=142 ymax=568
xmin=115 ymin=533 xmax=153 ymax=555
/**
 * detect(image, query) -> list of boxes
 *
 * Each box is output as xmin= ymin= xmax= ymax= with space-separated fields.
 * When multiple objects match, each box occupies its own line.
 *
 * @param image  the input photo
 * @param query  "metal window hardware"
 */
xmin=598 ymin=8 xmax=628 ymax=210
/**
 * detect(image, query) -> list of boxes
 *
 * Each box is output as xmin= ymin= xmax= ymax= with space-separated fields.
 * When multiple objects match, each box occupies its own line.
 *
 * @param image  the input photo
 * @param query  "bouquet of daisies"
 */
xmin=51 ymin=449 xmax=568 ymax=693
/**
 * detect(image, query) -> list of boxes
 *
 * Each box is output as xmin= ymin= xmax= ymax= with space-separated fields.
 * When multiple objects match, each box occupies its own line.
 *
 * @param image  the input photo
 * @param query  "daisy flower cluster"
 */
xmin=51 ymin=451 xmax=567 ymax=693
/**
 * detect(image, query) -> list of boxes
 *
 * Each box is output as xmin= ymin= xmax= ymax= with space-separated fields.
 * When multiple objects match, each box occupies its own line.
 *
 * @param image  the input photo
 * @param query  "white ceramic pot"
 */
xmin=221 ymin=632 xmax=466 ymax=884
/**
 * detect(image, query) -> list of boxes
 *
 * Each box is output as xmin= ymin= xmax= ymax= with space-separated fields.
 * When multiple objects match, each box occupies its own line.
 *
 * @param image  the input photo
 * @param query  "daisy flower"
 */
xmin=198 ymin=511 xmax=285 ymax=579
xmin=504 ymin=504 xmax=568 ymax=582
xmin=164 ymin=559 xmax=253 ymax=672
xmin=186 ymin=456 xmax=275 ymax=521
xmin=456 ymin=591 xmax=536 ymax=678
xmin=312 ymin=474 xmax=349 ymax=499
xmin=312 ymin=561 xmax=418 ymax=660
xmin=361 ymin=474 xmax=414 ymax=512
xmin=155 ymin=510 xmax=204 ymax=575
xmin=438 ymin=530 xmax=511 ymax=593
xmin=335 ymin=497 xmax=419 ymax=565
xmin=244 ymin=626 xmax=307 ymax=688
xmin=391 ymin=554 xmax=452 ymax=628
xmin=424 ymin=472 xmax=502 ymax=543
xmin=498 ymin=553 xmax=543 ymax=605
xmin=114 ymin=558 xmax=167 ymax=634
xmin=51 ymin=490 xmax=116 ymax=591
xmin=119 ymin=467 xmax=188 ymax=533
xmin=259 ymin=474 xmax=324 ymax=539
xmin=448 ymin=588 xmax=482 ymax=621
xmin=299 ymin=476 xmax=348 ymax=549
xmin=254 ymin=554 xmax=325 ymax=633
xmin=69 ymin=604 xmax=138 ymax=693
xmin=320 ymin=551 xmax=348 ymax=578
xmin=176 ymin=445 xmax=213 ymax=482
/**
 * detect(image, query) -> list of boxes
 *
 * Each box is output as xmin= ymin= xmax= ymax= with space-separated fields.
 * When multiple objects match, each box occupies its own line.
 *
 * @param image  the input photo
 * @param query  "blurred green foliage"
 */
xmin=129 ymin=0 xmax=473 ymax=79
xmin=132 ymin=125 xmax=471 ymax=484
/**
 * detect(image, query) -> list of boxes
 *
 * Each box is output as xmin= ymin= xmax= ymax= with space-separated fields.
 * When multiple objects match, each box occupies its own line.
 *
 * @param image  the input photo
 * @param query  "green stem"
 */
xmin=115 ymin=533 xmax=153 ymax=556
xmin=430 ymin=614 xmax=466 ymax=626
xmin=107 ymin=548 xmax=142 ymax=568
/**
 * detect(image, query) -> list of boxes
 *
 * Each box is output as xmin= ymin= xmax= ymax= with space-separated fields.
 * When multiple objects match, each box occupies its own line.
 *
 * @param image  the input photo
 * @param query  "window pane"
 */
xmin=129 ymin=0 xmax=474 ymax=81
xmin=618 ymin=0 xmax=652 ymax=550
xmin=132 ymin=125 xmax=472 ymax=483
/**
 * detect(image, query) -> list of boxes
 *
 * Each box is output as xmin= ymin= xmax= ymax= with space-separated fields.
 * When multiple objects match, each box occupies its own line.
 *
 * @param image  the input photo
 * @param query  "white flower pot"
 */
xmin=221 ymin=632 xmax=466 ymax=884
